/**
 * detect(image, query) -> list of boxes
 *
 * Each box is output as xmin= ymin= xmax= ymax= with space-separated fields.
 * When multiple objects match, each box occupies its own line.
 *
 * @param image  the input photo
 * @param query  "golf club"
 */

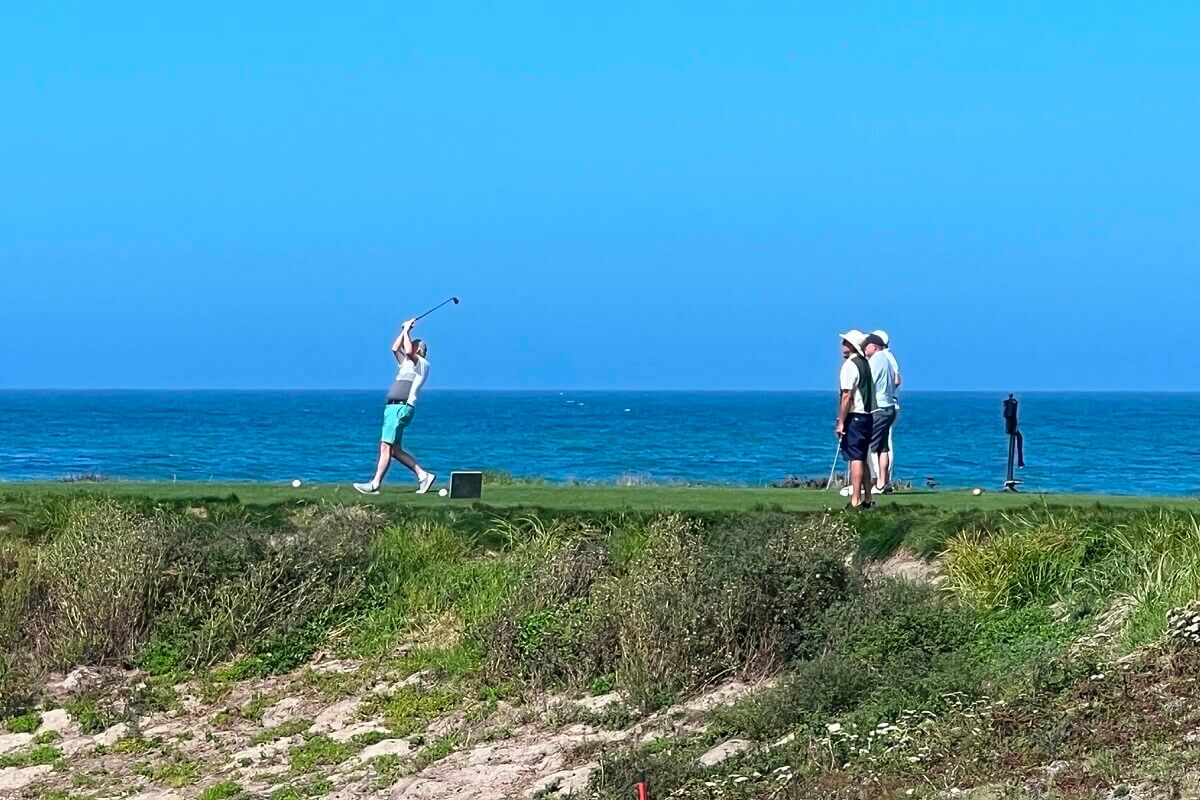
xmin=414 ymin=296 xmax=460 ymax=323
xmin=825 ymin=436 xmax=843 ymax=490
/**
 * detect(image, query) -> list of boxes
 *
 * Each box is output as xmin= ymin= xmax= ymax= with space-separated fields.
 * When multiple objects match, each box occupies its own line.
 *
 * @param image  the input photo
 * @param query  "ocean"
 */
xmin=0 ymin=391 xmax=1197 ymax=496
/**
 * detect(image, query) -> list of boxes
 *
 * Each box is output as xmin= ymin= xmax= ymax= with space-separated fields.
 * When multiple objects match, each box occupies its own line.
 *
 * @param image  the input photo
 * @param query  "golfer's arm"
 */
xmin=392 ymin=325 xmax=415 ymax=360
xmin=837 ymin=390 xmax=852 ymax=425
xmin=407 ymin=371 xmax=426 ymax=405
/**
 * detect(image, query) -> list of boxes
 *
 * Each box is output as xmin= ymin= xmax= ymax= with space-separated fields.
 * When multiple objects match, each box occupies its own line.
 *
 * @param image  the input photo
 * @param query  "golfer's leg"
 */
xmin=850 ymin=460 xmax=865 ymax=506
xmin=392 ymin=447 xmax=423 ymax=478
xmin=887 ymin=412 xmax=897 ymax=483
xmin=369 ymin=442 xmax=391 ymax=487
xmin=877 ymin=452 xmax=891 ymax=490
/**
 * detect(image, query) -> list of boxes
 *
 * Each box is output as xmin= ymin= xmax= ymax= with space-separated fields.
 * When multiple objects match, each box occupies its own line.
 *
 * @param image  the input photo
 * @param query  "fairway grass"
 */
xmin=2 ymin=480 xmax=1196 ymax=513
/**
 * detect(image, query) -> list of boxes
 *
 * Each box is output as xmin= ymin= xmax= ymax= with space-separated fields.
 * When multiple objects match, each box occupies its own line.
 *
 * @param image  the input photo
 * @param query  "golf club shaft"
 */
xmin=825 ymin=436 xmax=842 ymax=490
xmin=414 ymin=296 xmax=459 ymax=322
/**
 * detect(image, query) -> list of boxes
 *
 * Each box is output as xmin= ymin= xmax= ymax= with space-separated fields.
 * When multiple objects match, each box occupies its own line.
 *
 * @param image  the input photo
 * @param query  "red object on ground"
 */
xmin=636 ymin=776 xmax=649 ymax=800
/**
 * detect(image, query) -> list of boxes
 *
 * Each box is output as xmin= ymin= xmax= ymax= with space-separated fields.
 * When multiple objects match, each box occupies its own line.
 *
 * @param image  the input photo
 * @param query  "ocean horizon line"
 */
xmin=2 ymin=387 xmax=1199 ymax=395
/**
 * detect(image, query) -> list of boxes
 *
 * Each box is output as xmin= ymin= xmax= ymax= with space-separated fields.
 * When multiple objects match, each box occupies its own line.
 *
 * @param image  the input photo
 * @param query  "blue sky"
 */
xmin=2 ymin=2 xmax=1197 ymax=390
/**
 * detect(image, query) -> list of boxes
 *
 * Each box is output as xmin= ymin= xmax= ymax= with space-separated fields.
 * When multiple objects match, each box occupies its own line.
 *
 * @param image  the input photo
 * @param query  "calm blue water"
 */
xmin=0 ymin=391 xmax=1197 ymax=496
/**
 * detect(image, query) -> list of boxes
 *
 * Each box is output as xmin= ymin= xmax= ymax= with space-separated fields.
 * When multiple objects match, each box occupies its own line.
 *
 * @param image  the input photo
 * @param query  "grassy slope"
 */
xmin=4 ymin=485 xmax=1200 ymax=798
xmin=3 ymin=481 xmax=1198 ymax=513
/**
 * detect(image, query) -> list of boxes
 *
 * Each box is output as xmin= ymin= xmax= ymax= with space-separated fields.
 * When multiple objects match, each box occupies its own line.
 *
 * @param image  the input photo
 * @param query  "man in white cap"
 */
xmin=868 ymin=330 xmax=902 ymax=491
xmin=836 ymin=330 xmax=876 ymax=508
xmin=872 ymin=330 xmax=902 ymax=393
xmin=863 ymin=332 xmax=898 ymax=492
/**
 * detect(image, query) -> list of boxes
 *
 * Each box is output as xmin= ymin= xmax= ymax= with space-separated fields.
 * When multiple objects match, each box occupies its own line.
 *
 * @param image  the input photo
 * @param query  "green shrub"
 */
xmin=485 ymin=535 xmax=617 ymax=686
xmin=145 ymin=509 xmax=375 ymax=671
xmin=362 ymin=686 xmax=460 ymax=736
xmin=250 ymin=717 xmax=313 ymax=745
xmin=3 ymin=709 xmax=41 ymax=733
xmin=151 ymin=756 xmax=202 ymax=787
xmin=823 ymin=579 xmax=980 ymax=724
xmin=65 ymin=697 xmax=121 ymax=735
xmin=942 ymin=511 xmax=1102 ymax=611
xmin=197 ymin=780 xmax=244 ymax=800
xmin=0 ymin=541 xmax=38 ymax=652
xmin=288 ymin=735 xmax=353 ymax=774
xmin=1107 ymin=512 xmax=1200 ymax=647
xmin=602 ymin=514 xmax=853 ymax=710
xmin=351 ymin=518 xmax=523 ymax=657
xmin=711 ymin=655 xmax=871 ymax=741
xmin=369 ymin=753 xmax=406 ymax=787
xmin=33 ymin=500 xmax=167 ymax=667
xmin=0 ymin=743 xmax=61 ymax=768
xmin=413 ymin=734 xmax=459 ymax=769
xmin=0 ymin=651 xmax=37 ymax=718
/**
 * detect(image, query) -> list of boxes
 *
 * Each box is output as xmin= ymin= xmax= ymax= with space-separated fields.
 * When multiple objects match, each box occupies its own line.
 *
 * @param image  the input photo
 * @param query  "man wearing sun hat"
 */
xmin=836 ymin=330 xmax=876 ymax=508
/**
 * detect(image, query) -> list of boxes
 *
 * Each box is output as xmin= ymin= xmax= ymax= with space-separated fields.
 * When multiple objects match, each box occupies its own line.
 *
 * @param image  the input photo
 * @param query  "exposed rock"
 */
xmin=357 ymin=738 xmax=414 ymax=762
xmin=55 ymin=667 xmax=103 ymax=693
xmin=59 ymin=736 xmax=94 ymax=757
xmin=310 ymin=658 xmax=361 ymax=675
xmin=329 ymin=721 xmax=390 ymax=743
xmin=231 ymin=735 xmax=304 ymax=764
xmin=0 ymin=732 xmax=33 ymax=755
xmin=772 ymin=732 xmax=796 ymax=748
xmin=93 ymin=722 xmax=131 ymax=747
xmin=573 ymin=692 xmax=621 ymax=713
xmin=36 ymin=708 xmax=80 ymax=738
xmin=676 ymin=680 xmax=761 ymax=715
xmin=698 ymin=739 xmax=753 ymax=766
xmin=0 ymin=764 xmax=53 ymax=792
xmin=526 ymin=764 xmax=597 ymax=797
xmin=261 ymin=697 xmax=303 ymax=728
xmin=400 ymin=671 xmax=433 ymax=689
xmin=312 ymin=697 xmax=360 ymax=733
xmin=142 ymin=721 xmax=188 ymax=739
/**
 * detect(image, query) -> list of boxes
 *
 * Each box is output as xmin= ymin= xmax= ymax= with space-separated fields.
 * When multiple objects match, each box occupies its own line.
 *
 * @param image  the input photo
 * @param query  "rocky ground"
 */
xmin=0 ymin=655 xmax=770 ymax=800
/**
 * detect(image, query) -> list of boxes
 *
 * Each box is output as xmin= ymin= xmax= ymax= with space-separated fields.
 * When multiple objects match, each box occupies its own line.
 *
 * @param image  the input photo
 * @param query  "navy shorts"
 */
xmin=841 ymin=413 xmax=874 ymax=462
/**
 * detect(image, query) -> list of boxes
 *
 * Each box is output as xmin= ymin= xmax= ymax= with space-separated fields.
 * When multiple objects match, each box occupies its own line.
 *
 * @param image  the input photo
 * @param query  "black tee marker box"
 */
xmin=449 ymin=471 xmax=483 ymax=499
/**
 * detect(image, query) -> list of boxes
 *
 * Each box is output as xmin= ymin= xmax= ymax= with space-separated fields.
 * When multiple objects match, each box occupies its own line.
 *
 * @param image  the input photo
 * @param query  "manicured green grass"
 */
xmin=2 ymin=481 xmax=1195 ymax=514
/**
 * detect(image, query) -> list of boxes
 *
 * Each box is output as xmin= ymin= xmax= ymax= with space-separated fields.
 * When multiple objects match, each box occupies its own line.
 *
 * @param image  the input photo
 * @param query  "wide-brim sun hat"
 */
xmin=872 ymin=329 xmax=890 ymax=347
xmin=838 ymin=329 xmax=867 ymax=356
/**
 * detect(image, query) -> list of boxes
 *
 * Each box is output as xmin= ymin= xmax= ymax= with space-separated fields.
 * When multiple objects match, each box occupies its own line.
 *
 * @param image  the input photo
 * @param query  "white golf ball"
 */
xmin=292 ymin=479 xmax=302 ymax=488
xmin=972 ymin=488 xmax=982 ymax=496
xmin=438 ymin=488 xmax=448 ymax=497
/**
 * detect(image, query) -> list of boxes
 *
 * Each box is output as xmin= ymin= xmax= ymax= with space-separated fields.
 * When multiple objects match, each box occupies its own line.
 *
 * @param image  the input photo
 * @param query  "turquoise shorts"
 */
xmin=381 ymin=403 xmax=415 ymax=444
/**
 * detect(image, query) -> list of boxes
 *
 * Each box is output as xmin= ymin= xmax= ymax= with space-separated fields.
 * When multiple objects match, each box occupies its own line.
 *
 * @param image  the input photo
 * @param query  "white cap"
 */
xmin=838 ymin=329 xmax=867 ymax=356
xmin=872 ymin=329 xmax=890 ymax=347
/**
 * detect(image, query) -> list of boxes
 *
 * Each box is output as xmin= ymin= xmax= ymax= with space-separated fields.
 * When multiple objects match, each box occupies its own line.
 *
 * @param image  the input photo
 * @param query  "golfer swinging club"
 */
xmin=353 ymin=317 xmax=436 ymax=495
